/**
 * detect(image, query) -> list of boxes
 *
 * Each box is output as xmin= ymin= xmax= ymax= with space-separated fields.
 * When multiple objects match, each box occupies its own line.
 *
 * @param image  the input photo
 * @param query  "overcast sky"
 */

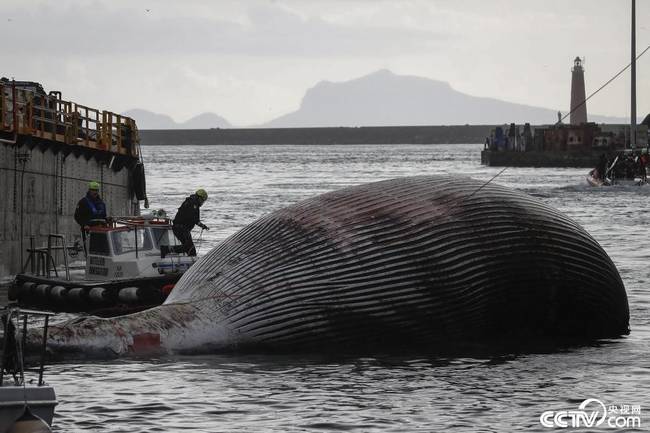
xmin=2 ymin=0 xmax=648 ymax=126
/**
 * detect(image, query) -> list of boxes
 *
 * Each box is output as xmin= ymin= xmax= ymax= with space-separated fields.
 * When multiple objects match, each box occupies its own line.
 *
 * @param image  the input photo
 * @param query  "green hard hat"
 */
xmin=196 ymin=189 xmax=208 ymax=201
xmin=88 ymin=181 xmax=100 ymax=191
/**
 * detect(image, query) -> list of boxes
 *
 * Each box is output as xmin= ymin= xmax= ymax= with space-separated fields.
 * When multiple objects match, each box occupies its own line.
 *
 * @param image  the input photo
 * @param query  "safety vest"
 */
xmin=84 ymin=196 xmax=106 ymax=218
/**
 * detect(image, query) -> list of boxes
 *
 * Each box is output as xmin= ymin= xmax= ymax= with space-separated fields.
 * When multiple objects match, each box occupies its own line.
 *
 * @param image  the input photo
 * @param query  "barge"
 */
xmin=481 ymin=121 xmax=649 ymax=168
xmin=481 ymin=56 xmax=649 ymax=168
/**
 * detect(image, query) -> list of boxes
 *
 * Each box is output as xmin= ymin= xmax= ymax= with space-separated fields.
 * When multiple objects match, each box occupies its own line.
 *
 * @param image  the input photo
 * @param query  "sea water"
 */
xmin=49 ymin=144 xmax=649 ymax=432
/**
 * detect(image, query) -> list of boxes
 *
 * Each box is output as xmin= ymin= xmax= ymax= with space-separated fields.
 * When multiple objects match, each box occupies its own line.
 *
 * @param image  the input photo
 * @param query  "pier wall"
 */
xmin=139 ymin=125 xmax=494 ymax=146
xmin=0 ymin=139 xmax=138 ymax=277
xmin=480 ymin=150 xmax=600 ymax=167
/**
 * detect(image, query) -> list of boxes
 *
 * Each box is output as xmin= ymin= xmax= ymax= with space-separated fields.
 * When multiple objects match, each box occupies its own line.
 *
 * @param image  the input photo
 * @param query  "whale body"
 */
xmin=42 ymin=176 xmax=629 ymax=357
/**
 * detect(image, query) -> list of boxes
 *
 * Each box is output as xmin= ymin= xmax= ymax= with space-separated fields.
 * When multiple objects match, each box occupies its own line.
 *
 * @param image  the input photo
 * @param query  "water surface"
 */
xmin=49 ymin=144 xmax=648 ymax=432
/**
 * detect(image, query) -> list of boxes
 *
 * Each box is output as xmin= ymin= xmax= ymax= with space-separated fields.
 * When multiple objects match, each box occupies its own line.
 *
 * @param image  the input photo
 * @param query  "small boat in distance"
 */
xmin=586 ymin=169 xmax=609 ymax=187
xmin=587 ymin=0 xmax=649 ymax=187
xmin=586 ymin=151 xmax=648 ymax=187
xmin=9 ymin=213 xmax=196 ymax=317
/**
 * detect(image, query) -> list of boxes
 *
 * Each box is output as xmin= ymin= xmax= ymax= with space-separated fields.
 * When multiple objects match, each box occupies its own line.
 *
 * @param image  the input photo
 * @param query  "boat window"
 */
xmin=89 ymin=232 xmax=111 ymax=256
xmin=150 ymin=227 xmax=181 ymax=248
xmin=111 ymin=229 xmax=153 ymax=255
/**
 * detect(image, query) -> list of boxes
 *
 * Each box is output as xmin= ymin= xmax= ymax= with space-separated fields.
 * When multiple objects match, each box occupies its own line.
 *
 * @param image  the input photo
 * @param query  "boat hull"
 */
xmin=0 ymin=386 xmax=56 ymax=430
xmin=9 ymin=274 xmax=180 ymax=316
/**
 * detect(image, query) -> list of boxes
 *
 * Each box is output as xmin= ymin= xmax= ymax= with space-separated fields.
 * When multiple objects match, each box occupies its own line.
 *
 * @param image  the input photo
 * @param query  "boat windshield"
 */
xmin=111 ymin=228 xmax=153 ymax=255
xmin=150 ymin=227 xmax=179 ymax=249
xmin=89 ymin=232 xmax=111 ymax=256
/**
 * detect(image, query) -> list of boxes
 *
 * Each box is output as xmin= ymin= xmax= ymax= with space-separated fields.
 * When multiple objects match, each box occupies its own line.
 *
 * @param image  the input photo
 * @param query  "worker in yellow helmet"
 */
xmin=74 ymin=180 xmax=107 ymax=230
xmin=169 ymin=189 xmax=209 ymax=257
xmin=74 ymin=180 xmax=107 ymax=253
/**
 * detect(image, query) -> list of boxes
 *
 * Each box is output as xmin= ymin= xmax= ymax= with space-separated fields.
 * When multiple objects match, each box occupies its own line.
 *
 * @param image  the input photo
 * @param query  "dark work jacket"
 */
xmin=173 ymin=194 xmax=201 ymax=230
xmin=74 ymin=192 xmax=107 ymax=227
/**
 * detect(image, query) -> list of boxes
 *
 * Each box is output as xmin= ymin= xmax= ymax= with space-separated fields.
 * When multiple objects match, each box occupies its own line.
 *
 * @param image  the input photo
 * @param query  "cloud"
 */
xmin=0 ymin=1 xmax=445 ymax=58
xmin=1 ymin=0 xmax=648 ymax=124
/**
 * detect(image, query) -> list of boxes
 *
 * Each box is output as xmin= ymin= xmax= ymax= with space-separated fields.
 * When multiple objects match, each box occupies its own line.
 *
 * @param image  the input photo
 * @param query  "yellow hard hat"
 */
xmin=196 ymin=189 xmax=208 ymax=201
xmin=89 ymin=181 xmax=100 ymax=191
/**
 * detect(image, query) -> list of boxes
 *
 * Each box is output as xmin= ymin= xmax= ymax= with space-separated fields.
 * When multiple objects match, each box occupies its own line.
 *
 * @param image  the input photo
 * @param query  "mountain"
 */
xmin=263 ymin=69 xmax=627 ymax=127
xmin=122 ymin=109 xmax=231 ymax=129
xmin=182 ymin=113 xmax=232 ymax=129
xmin=122 ymin=109 xmax=177 ymax=129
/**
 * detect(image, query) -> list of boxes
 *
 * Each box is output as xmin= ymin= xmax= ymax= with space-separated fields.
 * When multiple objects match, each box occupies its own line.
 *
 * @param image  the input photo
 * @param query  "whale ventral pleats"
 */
xmin=44 ymin=175 xmax=630 ymax=357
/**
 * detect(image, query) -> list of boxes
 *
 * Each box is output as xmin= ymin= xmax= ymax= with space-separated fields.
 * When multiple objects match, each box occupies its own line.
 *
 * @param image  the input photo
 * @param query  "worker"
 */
xmin=170 ymin=189 xmax=209 ymax=256
xmin=74 ymin=181 xmax=107 ymax=252
xmin=74 ymin=180 xmax=107 ymax=229
xmin=596 ymin=153 xmax=607 ymax=181
xmin=638 ymin=152 xmax=648 ymax=183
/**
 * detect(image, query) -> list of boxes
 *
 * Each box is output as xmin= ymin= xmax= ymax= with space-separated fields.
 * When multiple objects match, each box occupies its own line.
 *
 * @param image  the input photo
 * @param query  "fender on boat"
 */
xmin=118 ymin=287 xmax=142 ymax=304
xmin=89 ymin=287 xmax=109 ymax=304
xmin=49 ymin=286 xmax=67 ymax=302
xmin=40 ymin=176 xmax=630 ymax=356
xmin=131 ymin=161 xmax=147 ymax=201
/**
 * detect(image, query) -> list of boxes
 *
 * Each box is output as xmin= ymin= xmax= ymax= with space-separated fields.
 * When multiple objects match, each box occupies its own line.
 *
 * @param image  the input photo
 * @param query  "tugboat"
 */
xmin=8 ymin=212 xmax=196 ymax=316
xmin=0 ymin=307 xmax=57 ymax=432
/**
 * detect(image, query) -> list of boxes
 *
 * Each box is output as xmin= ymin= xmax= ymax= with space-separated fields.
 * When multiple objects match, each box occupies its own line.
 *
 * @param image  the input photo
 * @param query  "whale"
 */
xmin=37 ymin=176 xmax=629 ymax=357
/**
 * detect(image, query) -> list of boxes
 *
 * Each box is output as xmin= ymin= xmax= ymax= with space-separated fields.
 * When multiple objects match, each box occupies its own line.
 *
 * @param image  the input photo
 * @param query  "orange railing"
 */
xmin=0 ymin=80 xmax=139 ymax=158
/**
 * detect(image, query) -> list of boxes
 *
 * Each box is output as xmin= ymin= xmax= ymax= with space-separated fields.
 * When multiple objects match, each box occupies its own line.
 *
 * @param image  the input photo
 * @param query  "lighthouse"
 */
xmin=570 ymin=57 xmax=588 ymax=125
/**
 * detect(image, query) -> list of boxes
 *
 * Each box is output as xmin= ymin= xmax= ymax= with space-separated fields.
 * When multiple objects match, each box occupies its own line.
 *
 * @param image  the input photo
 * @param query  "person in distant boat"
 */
xmin=596 ymin=153 xmax=608 ymax=181
xmin=638 ymin=152 xmax=648 ymax=183
xmin=170 ymin=189 xmax=209 ymax=257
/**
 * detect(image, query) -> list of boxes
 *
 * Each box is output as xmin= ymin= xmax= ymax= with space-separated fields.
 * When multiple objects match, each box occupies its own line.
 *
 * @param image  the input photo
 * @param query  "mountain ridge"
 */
xmin=122 ymin=109 xmax=231 ymax=130
xmin=126 ymin=70 xmax=630 ymax=129
xmin=262 ymin=69 xmax=627 ymax=127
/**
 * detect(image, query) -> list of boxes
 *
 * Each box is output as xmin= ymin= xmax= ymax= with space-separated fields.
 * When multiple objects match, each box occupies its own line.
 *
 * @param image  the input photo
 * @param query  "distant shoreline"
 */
xmin=138 ymin=125 xmax=495 ymax=146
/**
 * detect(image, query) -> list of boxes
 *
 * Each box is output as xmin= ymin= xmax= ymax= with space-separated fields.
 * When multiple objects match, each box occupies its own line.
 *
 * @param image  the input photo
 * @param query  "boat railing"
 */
xmin=46 ymin=235 xmax=70 ymax=281
xmin=120 ymin=217 xmax=172 ymax=226
xmin=0 ymin=79 xmax=139 ymax=158
xmin=0 ymin=307 xmax=54 ymax=387
xmin=21 ymin=235 xmax=79 ymax=281
xmin=108 ymin=215 xmax=173 ymax=228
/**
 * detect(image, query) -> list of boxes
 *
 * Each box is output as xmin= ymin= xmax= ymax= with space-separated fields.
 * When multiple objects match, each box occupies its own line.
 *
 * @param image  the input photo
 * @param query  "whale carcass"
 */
xmin=41 ymin=176 xmax=629 ymax=356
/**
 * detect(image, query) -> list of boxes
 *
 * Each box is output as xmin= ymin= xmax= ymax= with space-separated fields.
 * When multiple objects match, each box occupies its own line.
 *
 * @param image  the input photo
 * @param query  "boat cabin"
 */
xmin=85 ymin=216 xmax=195 ymax=280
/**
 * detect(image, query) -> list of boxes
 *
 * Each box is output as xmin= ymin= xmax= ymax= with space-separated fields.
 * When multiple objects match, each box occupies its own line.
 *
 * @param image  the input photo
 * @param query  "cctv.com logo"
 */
xmin=540 ymin=398 xmax=642 ymax=429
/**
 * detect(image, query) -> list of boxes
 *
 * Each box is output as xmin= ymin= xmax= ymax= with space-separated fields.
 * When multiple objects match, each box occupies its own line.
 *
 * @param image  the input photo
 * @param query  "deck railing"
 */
xmin=0 ymin=80 xmax=139 ymax=158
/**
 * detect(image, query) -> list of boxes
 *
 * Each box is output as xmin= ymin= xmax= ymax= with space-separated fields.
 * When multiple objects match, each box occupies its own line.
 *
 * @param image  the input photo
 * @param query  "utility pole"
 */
xmin=631 ymin=0 xmax=637 ymax=148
